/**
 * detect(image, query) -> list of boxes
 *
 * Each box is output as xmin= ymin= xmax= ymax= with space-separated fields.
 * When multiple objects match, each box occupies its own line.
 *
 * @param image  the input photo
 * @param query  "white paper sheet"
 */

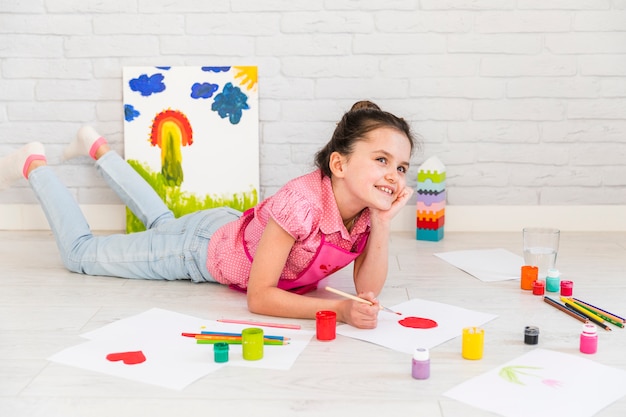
xmin=444 ymin=348 xmax=626 ymax=417
xmin=434 ymin=248 xmax=524 ymax=282
xmin=49 ymin=337 xmax=224 ymax=390
xmin=336 ymin=298 xmax=497 ymax=354
xmin=49 ymin=308 xmax=314 ymax=390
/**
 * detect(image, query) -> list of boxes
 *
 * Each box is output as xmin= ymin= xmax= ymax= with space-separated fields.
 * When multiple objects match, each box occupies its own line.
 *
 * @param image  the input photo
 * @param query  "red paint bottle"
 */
xmin=411 ymin=347 xmax=430 ymax=380
xmin=532 ymin=280 xmax=545 ymax=296
xmin=560 ymin=280 xmax=574 ymax=296
xmin=315 ymin=310 xmax=336 ymax=341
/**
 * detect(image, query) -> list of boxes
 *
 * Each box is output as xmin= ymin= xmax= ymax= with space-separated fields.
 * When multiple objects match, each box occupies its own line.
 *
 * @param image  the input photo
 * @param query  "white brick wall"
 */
xmin=1 ymin=1 xmax=626 ymax=230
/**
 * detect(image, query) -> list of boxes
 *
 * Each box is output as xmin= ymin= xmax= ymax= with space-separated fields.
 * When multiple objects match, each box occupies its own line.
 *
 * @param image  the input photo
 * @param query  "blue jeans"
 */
xmin=28 ymin=151 xmax=241 ymax=282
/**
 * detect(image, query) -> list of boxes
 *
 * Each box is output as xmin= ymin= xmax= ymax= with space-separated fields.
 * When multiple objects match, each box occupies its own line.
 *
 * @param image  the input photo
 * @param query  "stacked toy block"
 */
xmin=416 ymin=156 xmax=446 ymax=241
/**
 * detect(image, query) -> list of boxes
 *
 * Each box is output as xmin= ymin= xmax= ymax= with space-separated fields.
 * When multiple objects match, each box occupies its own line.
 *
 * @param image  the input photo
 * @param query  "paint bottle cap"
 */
xmin=546 ymin=268 xmax=560 ymax=278
xmin=582 ymin=323 xmax=597 ymax=336
xmin=524 ymin=326 xmax=539 ymax=336
xmin=413 ymin=347 xmax=429 ymax=361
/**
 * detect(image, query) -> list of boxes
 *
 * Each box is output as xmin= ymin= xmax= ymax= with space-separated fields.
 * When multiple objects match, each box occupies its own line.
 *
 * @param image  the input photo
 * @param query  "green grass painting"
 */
xmin=122 ymin=66 xmax=259 ymax=233
xmin=126 ymin=159 xmax=257 ymax=233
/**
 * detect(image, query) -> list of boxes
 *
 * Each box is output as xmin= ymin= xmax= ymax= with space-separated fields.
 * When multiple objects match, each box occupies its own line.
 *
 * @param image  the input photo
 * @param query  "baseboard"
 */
xmin=1 ymin=204 xmax=625 ymax=232
xmin=393 ymin=205 xmax=626 ymax=232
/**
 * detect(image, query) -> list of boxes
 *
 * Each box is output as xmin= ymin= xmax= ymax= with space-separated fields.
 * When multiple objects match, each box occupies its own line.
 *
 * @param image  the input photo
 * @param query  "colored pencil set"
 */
xmin=543 ymin=296 xmax=625 ymax=331
xmin=182 ymin=331 xmax=290 ymax=346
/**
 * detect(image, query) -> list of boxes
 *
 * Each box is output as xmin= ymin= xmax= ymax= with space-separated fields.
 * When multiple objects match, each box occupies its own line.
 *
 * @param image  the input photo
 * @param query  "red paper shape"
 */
xmin=106 ymin=350 xmax=146 ymax=365
xmin=398 ymin=316 xmax=438 ymax=329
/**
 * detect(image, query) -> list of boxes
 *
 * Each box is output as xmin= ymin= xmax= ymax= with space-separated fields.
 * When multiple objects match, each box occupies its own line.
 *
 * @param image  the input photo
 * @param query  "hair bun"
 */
xmin=350 ymin=100 xmax=381 ymax=112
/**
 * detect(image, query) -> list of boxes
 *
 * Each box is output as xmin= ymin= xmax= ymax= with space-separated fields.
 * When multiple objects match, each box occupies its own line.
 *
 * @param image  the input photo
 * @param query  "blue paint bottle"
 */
xmin=546 ymin=268 xmax=560 ymax=292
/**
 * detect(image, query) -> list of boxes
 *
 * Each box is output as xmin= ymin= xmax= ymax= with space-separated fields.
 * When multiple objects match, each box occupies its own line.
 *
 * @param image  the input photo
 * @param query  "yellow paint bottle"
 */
xmin=462 ymin=327 xmax=484 ymax=360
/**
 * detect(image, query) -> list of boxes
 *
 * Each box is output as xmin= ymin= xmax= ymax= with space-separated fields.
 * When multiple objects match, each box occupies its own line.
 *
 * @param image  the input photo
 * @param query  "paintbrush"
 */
xmin=324 ymin=286 xmax=402 ymax=315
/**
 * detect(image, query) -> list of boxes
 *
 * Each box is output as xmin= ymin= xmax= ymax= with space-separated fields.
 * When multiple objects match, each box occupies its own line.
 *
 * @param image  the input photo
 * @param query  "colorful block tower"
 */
xmin=416 ymin=156 xmax=446 ymax=241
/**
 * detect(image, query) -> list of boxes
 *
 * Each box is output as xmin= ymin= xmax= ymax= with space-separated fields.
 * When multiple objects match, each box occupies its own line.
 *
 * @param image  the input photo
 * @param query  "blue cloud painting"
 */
xmin=129 ymin=73 xmax=166 ymax=97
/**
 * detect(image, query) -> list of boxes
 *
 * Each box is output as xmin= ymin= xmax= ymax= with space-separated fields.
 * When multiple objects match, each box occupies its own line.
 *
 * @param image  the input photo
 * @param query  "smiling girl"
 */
xmin=0 ymin=100 xmax=417 ymax=328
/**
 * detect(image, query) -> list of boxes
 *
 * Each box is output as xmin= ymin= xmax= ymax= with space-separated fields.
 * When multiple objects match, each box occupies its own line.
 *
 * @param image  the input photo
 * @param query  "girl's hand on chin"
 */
xmin=371 ymin=186 xmax=413 ymax=223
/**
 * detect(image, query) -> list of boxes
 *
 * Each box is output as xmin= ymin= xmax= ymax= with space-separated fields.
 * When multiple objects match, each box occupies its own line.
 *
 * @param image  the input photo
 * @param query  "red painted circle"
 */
xmin=399 ymin=316 xmax=438 ymax=329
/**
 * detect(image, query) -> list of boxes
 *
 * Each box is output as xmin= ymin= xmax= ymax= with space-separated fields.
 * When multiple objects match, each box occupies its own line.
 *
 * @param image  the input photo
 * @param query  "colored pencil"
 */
xmin=572 ymin=297 xmax=625 ymax=325
xmin=182 ymin=332 xmax=289 ymax=345
xmin=182 ymin=333 xmax=288 ymax=343
xmin=215 ymin=319 xmax=301 ymax=330
xmin=197 ymin=334 xmax=253 ymax=341
xmin=543 ymin=296 xmax=589 ymax=324
xmin=561 ymin=297 xmax=612 ymax=332
xmin=181 ymin=332 xmax=289 ymax=341
xmin=563 ymin=303 xmax=613 ymax=332
xmin=200 ymin=331 xmax=290 ymax=341
xmin=196 ymin=339 xmax=288 ymax=346
xmin=571 ymin=301 xmax=624 ymax=329
xmin=324 ymin=286 xmax=401 ymax=315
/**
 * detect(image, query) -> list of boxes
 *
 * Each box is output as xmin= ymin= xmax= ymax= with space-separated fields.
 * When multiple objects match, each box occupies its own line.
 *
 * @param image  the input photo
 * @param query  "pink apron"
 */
xmin=275 ymin=235 xmax=368 ymax=294
xmin=229 ymin=211 xmax=369 ymax=294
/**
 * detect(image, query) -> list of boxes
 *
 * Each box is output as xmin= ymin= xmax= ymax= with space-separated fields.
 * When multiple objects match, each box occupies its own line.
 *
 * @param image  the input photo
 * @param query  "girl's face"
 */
xmin=333 ymin=126 xmax=412 ymax=213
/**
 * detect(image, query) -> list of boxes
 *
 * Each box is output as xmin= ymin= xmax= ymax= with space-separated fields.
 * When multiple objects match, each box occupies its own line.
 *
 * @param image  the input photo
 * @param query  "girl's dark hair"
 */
xmin=314 ymin=100 xmax=417 ymax=177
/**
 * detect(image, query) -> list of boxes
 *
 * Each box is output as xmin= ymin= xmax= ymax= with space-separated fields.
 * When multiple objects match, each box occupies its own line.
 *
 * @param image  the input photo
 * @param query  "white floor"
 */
xmin=1 ymin=230 xmax=625 ymax=417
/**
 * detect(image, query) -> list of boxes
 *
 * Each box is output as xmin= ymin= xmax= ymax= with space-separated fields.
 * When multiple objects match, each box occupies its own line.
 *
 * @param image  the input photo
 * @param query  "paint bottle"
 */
xmin=411 ymin=347 xmax=430 ymax=380
xmin=560 ymin=280 xmax=574 ymax=296
xmin=532 ymin=280 xmax=545 ymax=296
xmin=579 ymin=323 xmax=598 ymax=354
xmin=524 ymin=326 xmax=539 ymax=345
xmin=462 ymin=327 xmax=484 ymax=360
xmin=520 ymin=266 xmax=538 ymax=290
xmin=546 ymin=268 xmax=560 ymax=292
xmin=213 ymin=342 xmax=229 ymax=363
xmin=315 ymin=310 xmax=337 ymax=341
xmin=242 ymin=327 xmax=264 ymax=361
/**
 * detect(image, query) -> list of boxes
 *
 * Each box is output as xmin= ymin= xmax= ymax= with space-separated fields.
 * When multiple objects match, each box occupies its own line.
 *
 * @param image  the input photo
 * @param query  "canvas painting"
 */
xmin=122 ymin=66 xmax=259 ymax=232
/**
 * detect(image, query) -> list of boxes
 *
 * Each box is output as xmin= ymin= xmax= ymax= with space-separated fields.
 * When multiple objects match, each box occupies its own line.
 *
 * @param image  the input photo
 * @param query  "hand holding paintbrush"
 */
xmin=325 ymin=286 xmax=402 ymax=315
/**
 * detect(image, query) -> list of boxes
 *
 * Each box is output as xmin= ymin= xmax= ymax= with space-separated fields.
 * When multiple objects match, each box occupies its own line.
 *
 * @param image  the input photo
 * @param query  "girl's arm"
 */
xmin=352 ymin=216 xmax=390 ymax=297
xmin=246 ymin=217 xmax=379 ymax=328
xmin=352 ymin=186 xmax=414 ymax=296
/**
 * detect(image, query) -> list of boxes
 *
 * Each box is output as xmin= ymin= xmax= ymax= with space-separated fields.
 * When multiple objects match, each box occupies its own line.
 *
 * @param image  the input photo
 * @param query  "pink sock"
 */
xmin=89 ymin=137 xmax=107 ymax=160
xmin=23 ymin=154 xmax=47 ymax=178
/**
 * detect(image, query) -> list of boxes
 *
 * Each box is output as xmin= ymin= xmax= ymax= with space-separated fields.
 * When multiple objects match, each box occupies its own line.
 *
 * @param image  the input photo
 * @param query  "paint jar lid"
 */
xmin=582 ymin=323 xmax=597 ymax=336
xmin=524 ymin=326 xmax=539 ymax=336
xmin=546 ymin=268 xmax=560 ymax=278
xmin=413 ymin=347 xmax=429 ymax=361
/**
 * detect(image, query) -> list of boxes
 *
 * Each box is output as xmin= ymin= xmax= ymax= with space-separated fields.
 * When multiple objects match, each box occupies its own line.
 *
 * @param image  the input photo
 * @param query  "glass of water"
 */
xmin=523 ymin=227 xmax=560 ymax=278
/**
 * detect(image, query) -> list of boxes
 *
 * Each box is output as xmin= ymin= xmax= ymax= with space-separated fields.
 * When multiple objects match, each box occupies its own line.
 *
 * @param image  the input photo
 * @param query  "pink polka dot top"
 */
xmin=206 ymin=170 xmax=371 ymax=291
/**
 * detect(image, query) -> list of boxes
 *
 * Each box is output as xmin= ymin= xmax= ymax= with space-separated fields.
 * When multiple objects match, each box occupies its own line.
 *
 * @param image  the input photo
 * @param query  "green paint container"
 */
xmin=242 ymin=327 xmax=264 ymax=361
xmin=213 ymin=342 xmax=229 ymax=363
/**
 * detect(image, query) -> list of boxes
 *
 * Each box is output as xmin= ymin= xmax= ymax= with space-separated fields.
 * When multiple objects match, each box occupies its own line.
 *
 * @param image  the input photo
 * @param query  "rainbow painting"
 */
xmin=122 ymin=66 xmax=259 ymax=232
